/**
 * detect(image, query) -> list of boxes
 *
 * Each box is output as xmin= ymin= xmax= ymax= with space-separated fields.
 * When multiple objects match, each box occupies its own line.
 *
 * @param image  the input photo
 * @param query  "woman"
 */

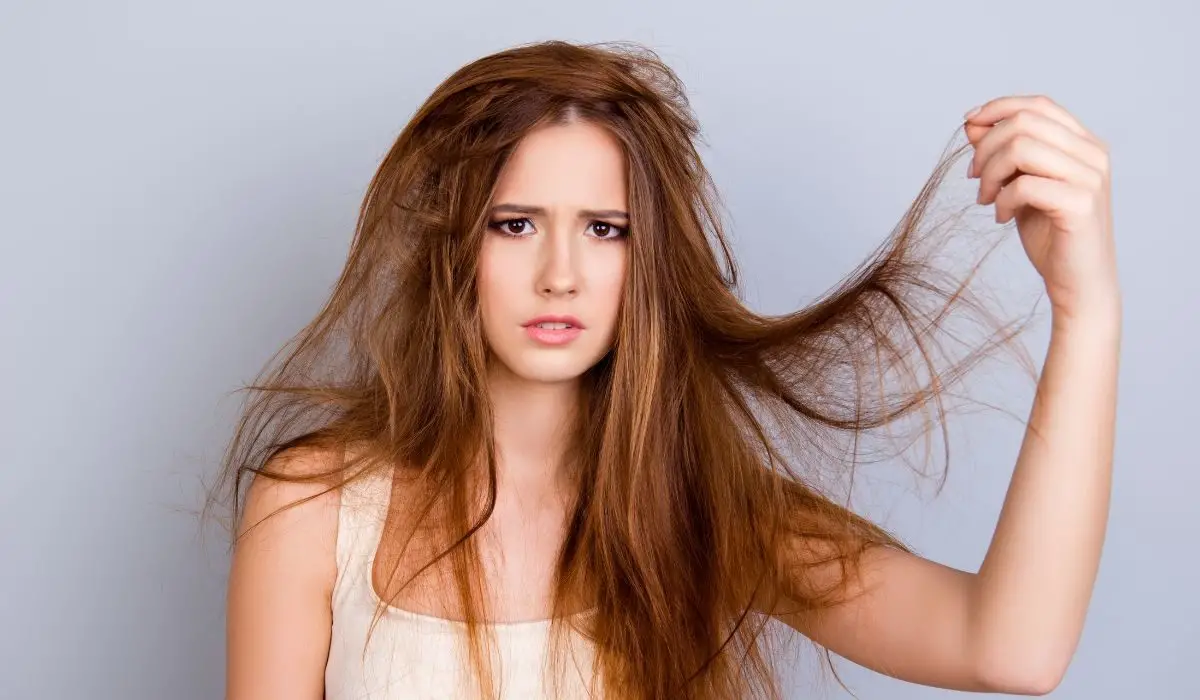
xmin=212 ymin=40 xmax=1119 ymax=699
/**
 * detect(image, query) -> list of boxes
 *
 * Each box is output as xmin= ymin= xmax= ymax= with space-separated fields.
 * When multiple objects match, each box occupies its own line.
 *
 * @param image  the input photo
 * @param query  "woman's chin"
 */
xmin=495 ymin=352 xmax=598 ymax=385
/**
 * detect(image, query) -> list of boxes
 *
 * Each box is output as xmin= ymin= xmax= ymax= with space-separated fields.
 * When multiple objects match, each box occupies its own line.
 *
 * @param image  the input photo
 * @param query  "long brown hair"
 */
xmin=205 ymin=39 xmax=1037 ymax=700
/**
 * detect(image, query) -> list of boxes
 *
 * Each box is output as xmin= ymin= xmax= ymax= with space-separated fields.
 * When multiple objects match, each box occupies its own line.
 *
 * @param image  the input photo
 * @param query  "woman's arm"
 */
xmin=775 ymin=313 xmax=1118 ymax=695
xmin=970 ymin=310 xmax=1119 ymax=689
xmin=226 ymin=449 xmax=342 ymax=700
xmin=774 ymin=95 xmax=1119 ymax=695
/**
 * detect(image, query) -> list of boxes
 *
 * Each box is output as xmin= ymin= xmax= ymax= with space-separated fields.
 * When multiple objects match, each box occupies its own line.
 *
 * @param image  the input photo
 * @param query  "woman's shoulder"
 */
xmin=231 ymin=443 xmax=395 ymax=593
xmin=244 ymin=443 xmax=400 ymax=532
xmin=233 ymin=445 xmax=349 ymax=588
xmin=226 ymin=445 xmax=349 ymax=697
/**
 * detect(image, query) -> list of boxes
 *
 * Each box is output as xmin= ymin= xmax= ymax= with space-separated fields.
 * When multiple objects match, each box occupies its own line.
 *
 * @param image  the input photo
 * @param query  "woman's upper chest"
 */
xmin=371 ymin=483 xmax=571 ymax=622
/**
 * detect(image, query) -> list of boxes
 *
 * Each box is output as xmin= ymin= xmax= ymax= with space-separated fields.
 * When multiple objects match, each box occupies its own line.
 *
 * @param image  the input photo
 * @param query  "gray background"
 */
xmin=1 ymin=1 xmax=1194 ymax=698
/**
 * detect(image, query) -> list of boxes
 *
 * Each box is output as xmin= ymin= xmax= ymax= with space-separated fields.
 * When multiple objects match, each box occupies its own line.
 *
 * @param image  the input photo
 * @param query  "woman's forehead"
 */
xmin=493 ymin=121 xmax=628 ymax=211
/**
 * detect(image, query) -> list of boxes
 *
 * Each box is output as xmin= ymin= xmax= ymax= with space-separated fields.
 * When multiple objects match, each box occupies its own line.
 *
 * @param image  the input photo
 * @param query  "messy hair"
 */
xmin=205 ymin=39 xmax=1035 ymax=700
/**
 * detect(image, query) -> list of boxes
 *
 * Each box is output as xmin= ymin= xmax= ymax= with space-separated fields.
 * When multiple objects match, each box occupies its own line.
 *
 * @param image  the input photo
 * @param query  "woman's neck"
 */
xmin=486 ymin=363 xmax=580 ymax=509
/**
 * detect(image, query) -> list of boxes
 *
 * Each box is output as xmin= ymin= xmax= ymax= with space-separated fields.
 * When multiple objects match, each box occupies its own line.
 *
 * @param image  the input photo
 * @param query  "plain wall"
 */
xmin=1 ymin=1 xmax=1195 ymax=697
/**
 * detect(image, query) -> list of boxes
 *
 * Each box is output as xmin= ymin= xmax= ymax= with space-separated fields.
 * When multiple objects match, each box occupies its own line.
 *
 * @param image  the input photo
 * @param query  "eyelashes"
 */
xmin=487 ymin=217 xmax=535 ymax=237
xmin=486 ymin=217 xmax=629 ymax=241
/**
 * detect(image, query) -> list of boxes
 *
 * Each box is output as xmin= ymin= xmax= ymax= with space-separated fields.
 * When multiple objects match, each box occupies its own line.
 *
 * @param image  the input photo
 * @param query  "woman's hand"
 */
xmin=964 ymin=95 xmax=1119 ymax=327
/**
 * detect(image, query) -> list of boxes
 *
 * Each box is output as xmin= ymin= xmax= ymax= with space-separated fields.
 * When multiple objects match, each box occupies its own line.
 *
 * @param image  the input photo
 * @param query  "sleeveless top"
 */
xmin=323 ymin=468 xmax=601 ymax=699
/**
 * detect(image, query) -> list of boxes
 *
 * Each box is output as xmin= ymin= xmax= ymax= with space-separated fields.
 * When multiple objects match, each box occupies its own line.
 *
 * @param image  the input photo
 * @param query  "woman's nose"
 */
xmin=537 ymin=229 xmax=579 ymax=297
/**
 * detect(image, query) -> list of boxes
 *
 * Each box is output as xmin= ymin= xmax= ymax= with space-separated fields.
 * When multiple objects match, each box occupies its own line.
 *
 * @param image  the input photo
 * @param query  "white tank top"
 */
xmin=323 ymin=468 xmax=601 ymax=699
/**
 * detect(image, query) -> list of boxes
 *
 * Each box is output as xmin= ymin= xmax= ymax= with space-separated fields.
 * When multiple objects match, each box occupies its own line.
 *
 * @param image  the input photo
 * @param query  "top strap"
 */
xmin=332 ymin=467 xmax=393 ymax=600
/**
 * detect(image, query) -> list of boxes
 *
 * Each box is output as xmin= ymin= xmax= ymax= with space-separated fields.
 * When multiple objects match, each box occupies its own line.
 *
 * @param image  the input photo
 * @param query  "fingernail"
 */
xmin=964 ymin=105 xmax=982 ymax=121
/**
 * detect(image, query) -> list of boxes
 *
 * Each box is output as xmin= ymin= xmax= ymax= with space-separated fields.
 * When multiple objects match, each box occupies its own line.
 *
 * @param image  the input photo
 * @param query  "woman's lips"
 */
xmin=524 ymin=323 xmax=583 ymax=345
xmin=522 ymin=316 xmax=584 ymax=345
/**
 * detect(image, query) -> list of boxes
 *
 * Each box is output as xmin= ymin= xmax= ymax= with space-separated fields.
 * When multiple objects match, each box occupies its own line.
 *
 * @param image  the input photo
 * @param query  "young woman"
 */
xmin=212 ymin=40 xmax=1119 ymax=700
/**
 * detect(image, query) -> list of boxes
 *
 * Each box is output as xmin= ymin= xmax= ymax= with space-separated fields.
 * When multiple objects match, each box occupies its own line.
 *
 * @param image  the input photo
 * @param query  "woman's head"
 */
xmin=379 ymin=39 xmax=735 ymax=398
xmin=478 ymin=116 xmax=629 ymax=385
xmin=211 ymin=39 xmax=1025 ymax=700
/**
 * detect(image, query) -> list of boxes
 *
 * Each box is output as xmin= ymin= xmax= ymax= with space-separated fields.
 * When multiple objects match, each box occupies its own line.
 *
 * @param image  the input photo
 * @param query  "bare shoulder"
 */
xmin=225 ymin=445 xmax=347 ymax=700
xmin=236 ymin=445 xmax=346 ymax=565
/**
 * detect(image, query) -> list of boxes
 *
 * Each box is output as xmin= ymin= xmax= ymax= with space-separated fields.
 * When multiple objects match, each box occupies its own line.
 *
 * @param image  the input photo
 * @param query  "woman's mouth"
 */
xmin=523 ymin=316 xmax=584 ymax=345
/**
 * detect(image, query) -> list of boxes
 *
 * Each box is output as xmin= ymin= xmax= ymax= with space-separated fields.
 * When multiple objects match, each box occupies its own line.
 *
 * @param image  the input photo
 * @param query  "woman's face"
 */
xmin=478 ymin=120 xmax=629 ymax=384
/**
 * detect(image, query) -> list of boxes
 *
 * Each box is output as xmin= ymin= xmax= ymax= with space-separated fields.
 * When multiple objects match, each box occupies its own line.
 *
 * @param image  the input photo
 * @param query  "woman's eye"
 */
xmin=490 ymin=218 xmax=532 ymax=236
xmin=589 ymin=221 xmax=627 ymax=239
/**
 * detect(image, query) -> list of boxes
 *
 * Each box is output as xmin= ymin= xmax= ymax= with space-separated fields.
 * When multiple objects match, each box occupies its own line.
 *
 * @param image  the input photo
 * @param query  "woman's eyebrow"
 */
xmin=490 ymin=203 xmax=629 ymax=220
